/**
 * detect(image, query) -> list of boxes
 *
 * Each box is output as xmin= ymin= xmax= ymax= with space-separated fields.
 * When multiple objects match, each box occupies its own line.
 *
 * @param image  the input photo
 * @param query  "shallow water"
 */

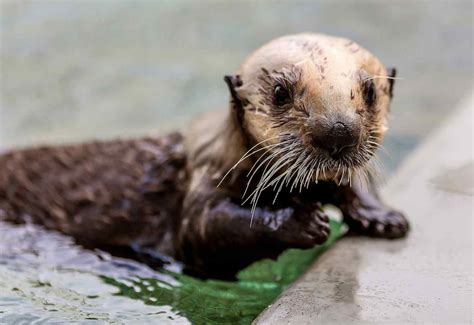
xmin=0 ymin=222 xmax=187 ymax=324
xmin=0 ymin=217 xmax=345 ymax=324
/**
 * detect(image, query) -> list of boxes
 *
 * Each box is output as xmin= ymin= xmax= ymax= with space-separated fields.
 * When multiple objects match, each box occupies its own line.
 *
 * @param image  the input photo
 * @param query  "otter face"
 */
xmin=225 ymin=34 xmax=396 ymax=185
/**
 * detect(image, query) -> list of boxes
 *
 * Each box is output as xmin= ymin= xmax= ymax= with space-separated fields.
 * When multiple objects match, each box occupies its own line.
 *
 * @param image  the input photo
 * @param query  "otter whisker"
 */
xmin=255 ymin=148 xmax=299 ymax=192
xmin=246 ymin=139 xmax=293 ymax=178
xmin=354 ymin=167 xmax=369 ymax=191
xmin=302 ymin=161 xmax=313 ymax=189
xmin=363 ymin=75 xmax=404 ymax=82
xmin=267 ymin=152 xmax=301 ymax=189
xmin=244 ymin=144 xmax=298 ymax=205
xmin=254 ymin=145 xmax=302 ymax=199
xmin=368 ymin=155 xmax=384 ymax=184
xmin=243 ymin=145 xmax=289 ymax=199
xmin=336 ymin=163 xmax=342 ymax=185
xmin=335 ymin=162 xmax=342 ymax=182
xmin=270 ymin=147 xmax=310 ymax=203
xmin=289 ymin=150 xmax=313 ymax=192
xmin=368 ymin=139 xmax=390 ymax=157
xmin=252 ymin=141 xmax=296 ymax=181
xmin=361 ymin=168 xmax=370 ymax=190
xmin=271 ymin=152 xmax=304 ymax=204
xmin=272 ymin=148 xmax=305 ymax=198
xmin=242 ymin=140 xmax=294 ymax=198
xmin=365 ymin=140 xmax=380 ymax=146
xmin=258 ymin=150 xmax=298 ymax=192
xmin=314 ymin=167 xmax=320 ymax=184
xmin=322 ymin=165 xmax=327 ymax=180
xmin=338 ymin=165 xmax=345 ymax=186
xmin=348 ymin=167 xmax=353 ymax=187
xmin=343 ymin=166 xmax=350 ymax=186
xmin=301 ymin=164 xmax=313 ymax=190
xmin=247 ymin=151 xmax=290 ymax=226
xmin=289 ymin=151 xmax=305 ymax=192
xmin=304 ymin=156 xmax=319 ymax=188
xmin=365 ymin=137 xmax=379 ymax=146
xmin=247 ymin=150 xmax=300 ymax=223
xmin=298 ymin=153 xmax=314 ymax=192
xmin=284 ymin=149 xmax=307 ymax=187
xmin=217 ymin=135 xmax=282 ymax=187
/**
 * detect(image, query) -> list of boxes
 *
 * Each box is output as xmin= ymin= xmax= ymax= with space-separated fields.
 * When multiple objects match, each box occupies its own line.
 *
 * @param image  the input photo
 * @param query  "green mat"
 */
xmin=104 ymin=219 xmax=345 ymax=324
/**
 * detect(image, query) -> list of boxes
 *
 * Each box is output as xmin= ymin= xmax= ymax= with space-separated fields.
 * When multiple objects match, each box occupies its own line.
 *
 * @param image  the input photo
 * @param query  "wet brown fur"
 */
xmin=0 ymin=134 xmax=187 ymax=255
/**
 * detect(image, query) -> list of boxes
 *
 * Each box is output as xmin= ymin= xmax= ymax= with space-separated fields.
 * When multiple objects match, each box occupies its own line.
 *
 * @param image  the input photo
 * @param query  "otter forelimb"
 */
xmin=176 ymin=170 xmax=330 ymax=278
xmin=337 ymin=182 xmax=409 ymax=239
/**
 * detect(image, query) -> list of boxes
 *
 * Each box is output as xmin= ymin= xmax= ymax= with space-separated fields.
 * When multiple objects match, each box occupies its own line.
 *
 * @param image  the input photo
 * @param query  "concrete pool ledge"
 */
xmin=256 ymin=93 xmax=473 ymax=324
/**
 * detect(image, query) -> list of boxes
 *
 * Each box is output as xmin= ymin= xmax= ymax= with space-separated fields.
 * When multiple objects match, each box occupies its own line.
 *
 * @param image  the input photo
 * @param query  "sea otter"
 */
xmin=0 ymin=34 xmax=409 ymax=278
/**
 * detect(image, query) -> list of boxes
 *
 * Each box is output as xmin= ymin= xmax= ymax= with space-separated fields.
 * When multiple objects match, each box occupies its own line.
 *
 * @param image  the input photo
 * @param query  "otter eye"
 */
xmin=274 ymin=84 xmax=291 ymax=106
xmin=363 ymin=80 xmax=377 ymax=107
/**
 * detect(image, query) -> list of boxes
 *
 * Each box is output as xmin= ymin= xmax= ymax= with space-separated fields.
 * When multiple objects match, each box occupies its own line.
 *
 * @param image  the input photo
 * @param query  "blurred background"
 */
xmin=1 ymin=0 xmax=472 ymax=174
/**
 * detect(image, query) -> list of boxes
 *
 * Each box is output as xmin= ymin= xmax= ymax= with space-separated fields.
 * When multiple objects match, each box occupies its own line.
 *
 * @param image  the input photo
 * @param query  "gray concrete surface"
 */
xmin=256 ymin=93 xmax=473 ymax=324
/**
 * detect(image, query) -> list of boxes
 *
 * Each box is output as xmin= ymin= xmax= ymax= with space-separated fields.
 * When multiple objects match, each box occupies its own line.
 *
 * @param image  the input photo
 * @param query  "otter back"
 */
xmin=0 ymin=133 xmax=187 ymax=253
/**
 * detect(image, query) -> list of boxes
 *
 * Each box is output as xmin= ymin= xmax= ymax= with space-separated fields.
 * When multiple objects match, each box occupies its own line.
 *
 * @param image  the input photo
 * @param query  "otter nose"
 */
xmin=312 ymin=122 xmax=358 ymax=156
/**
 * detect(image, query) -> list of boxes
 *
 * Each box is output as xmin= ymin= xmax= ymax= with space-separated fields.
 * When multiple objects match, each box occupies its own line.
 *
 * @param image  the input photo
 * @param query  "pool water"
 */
xmin=0 ymin=217 xmax=345 ymax=324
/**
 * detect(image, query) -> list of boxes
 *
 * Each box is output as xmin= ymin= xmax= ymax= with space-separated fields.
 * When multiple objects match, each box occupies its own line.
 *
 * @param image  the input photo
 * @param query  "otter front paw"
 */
xmin=270 ymin=206 xmax=330 ymax=249
xmin=344 ymin=204 xmax=409 ymax=239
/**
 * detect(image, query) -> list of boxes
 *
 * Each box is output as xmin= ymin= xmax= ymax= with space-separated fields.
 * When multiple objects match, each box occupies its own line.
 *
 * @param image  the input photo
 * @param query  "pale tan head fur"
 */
xmin=186 ymin=33 xmax=396 ymax=197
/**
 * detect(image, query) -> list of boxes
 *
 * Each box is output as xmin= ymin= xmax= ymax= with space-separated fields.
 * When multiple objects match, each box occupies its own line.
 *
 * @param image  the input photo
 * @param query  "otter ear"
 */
xmin=387 ymin=67 xmax=397 ymax=98
xmin=223 ymin=75 xmax=243 ymax=108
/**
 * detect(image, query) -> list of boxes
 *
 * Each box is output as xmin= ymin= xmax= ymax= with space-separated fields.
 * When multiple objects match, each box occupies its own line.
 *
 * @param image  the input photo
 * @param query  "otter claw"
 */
xmin=346 ymin=206 xmax=409 ymax=239
xmin=272 ymin=207 xmax=331 ymax=249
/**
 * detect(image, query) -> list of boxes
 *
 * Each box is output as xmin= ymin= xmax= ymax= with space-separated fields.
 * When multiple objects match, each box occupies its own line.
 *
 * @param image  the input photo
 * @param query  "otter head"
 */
xmin=224 ymin=33 xmax=396 ymax=186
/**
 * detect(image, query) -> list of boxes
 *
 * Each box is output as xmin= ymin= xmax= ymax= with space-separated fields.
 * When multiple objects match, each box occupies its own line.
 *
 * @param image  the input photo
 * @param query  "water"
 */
xmin=0 ymin=222 xmax=187 ymax=324
xmin=1 ymin=1 xmax=472 ymax=324
xmin=0 ymin=217 xmax=345 ymax=324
